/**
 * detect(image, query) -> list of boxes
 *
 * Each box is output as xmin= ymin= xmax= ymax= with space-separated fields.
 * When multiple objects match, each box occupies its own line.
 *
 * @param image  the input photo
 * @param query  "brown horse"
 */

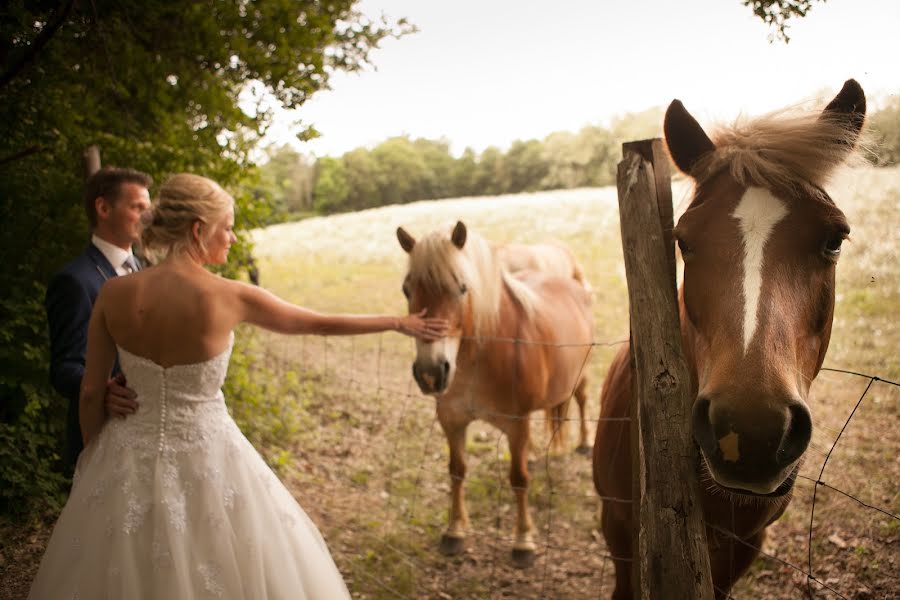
xmin=495 ymin=240 xmax=594 ymax=295
xmin=397 ymin=221 xmax=593 ymax=567
xmin=593 ymin=80 xmax=867 ymax=598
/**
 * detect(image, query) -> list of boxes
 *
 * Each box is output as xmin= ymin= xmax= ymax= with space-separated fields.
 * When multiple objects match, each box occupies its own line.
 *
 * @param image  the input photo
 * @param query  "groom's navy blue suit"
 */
xmin=46 ymin=243 xmax=135 ymax=469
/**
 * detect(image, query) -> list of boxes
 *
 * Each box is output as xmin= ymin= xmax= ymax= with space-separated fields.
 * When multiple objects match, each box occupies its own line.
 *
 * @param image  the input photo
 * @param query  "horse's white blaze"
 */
xmin=732 ymin=187 xmax=789 ymax=353
xmin=416 ymin=336 xmax=460 ymax=372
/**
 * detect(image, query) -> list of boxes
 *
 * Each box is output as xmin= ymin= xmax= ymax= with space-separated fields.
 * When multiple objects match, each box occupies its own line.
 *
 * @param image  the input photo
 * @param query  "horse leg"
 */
xmin=573 ymin=375 xmax=591 ymax=455
xmin=439 ymin=419 xmax=470 ymax=556
xmin=508 ymin=419 xmax=536 ymax=568
xmin=709 ymin=529 xmax=764 ymax=599
xmin=601 ymin=499 xmax=633 ymax=600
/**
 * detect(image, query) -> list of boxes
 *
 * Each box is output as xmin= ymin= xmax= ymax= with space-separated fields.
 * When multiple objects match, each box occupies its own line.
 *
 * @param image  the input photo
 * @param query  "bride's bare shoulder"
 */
xmin=97 ymin=271 xmax=139 ymax=298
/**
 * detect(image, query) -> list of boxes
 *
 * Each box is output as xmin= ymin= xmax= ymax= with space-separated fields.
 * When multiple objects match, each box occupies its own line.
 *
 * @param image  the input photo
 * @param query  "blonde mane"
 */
xmin=692 ymin=106 xmax=870 ymax=193
xmin=407 ymin=225 xmax=536 ymax=336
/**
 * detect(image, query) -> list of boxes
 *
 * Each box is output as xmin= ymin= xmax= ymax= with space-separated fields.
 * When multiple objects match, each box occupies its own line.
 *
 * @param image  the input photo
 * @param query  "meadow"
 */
xmin=244 ymin=165 xmax=899 ymax=599
xmin=2 ymin=167 xmax=896 ymax=599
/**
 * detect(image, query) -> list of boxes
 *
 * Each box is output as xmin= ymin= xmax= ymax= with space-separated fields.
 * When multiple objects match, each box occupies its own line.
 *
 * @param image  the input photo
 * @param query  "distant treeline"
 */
xmin=250 ymin=98 xmax=900 ymax=221
xmin=248 ymin=107 xmax=665 ymax=219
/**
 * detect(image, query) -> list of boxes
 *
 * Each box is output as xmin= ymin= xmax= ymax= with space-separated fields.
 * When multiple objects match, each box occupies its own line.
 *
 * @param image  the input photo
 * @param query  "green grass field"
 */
xmin=245 ymin=166 xmax=899 ymax=599
xmin=3 ymin=168 xmax=895 ymax=600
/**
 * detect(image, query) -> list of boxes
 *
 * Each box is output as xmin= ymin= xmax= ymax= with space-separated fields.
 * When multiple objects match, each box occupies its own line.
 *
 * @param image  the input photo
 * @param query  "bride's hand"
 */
xmin=397 ymin=309 xmax=448 ymax=341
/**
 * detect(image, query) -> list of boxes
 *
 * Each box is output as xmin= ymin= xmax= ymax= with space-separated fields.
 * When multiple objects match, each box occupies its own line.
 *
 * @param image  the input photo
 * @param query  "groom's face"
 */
xmin=99 ymin=183 xmax=150 ymax=246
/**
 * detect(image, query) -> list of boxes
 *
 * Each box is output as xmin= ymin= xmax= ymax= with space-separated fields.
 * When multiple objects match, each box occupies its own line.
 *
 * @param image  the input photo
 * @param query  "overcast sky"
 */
xmin=258 ymin=0 xmax=900 ymax=158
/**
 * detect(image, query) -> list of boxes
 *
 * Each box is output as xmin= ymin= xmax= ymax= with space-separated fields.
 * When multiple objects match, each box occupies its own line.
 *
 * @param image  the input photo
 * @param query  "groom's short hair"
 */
xmin=84 ymin=167 xmax=153 ymax=229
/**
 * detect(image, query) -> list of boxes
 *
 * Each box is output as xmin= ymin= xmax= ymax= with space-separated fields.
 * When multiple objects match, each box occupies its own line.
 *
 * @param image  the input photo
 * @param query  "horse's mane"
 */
xmin=407 ymin=225 xmax=536 ymax=336
xmin=691 ymin=105 xmax=870 ymax=193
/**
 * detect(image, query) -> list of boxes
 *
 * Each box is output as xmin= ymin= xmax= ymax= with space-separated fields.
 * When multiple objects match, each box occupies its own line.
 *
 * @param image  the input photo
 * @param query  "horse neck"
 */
xmin=459 ymin=270 xmax=520 ymax=360
xmin=464 ymin=239 xmax=504 ymax=339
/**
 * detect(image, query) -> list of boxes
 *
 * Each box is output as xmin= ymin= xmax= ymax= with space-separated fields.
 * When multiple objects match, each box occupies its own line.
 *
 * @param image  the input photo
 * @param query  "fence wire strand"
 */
xmin=256 ymin=334 xmax=897 ymax=599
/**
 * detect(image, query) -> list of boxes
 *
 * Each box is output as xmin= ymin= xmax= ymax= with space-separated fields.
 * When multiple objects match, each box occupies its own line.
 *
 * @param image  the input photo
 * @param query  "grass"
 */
xmin=247 ymin=167 xmax=899 ymax=599
xmin=3 ymin=168 xmax=896 ymax=600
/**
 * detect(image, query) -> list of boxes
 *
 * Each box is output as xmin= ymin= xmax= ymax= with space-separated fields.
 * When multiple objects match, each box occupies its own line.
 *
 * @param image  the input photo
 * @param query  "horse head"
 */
xmin=665 ymin=80 xmax=866 ymax=496
xmin=397 ymin=221 xmax=498 ymax=396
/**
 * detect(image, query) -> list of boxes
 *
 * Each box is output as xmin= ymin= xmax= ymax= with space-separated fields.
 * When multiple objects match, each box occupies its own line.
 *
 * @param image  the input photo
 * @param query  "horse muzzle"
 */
xmin=412 ymin=360 xmax=452 ymax=396
xmin=692 ymin=394 xmax=812 ymax=495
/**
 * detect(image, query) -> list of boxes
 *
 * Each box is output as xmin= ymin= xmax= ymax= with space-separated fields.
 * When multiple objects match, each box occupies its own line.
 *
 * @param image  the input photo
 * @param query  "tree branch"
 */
xmin=0 ymin=0 xmax=77 ymax=90
xmin=0 ymin=146 xmax=47 ymax=168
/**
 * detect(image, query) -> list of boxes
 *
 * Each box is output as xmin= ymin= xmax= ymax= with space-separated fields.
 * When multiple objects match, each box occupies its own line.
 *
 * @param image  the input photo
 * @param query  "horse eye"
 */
xmin=459 ymin=283 xmax=468 ymax=295
xmin=676 ymin=237 xmax=691 ymax=255
xmin=823 ymin=236 xmax=843 ymax=259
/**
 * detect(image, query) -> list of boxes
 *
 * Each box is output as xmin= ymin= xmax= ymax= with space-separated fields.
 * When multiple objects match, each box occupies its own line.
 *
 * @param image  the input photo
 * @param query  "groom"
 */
xmin=46 ymin=167 xmax=152 ymax=472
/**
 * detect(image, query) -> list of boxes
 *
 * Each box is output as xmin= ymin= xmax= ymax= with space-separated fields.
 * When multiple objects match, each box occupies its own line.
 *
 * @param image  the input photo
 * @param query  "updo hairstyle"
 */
xmin=141 ymin=174 xmax=234 ymax=262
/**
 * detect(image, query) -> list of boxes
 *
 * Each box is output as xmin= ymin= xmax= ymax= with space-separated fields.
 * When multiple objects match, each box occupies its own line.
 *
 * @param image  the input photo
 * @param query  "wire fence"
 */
xmin=251 ymin=331 xmax=898 ymax=599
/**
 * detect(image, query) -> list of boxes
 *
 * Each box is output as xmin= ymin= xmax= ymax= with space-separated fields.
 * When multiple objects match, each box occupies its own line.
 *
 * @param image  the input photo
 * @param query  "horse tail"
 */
xmin=545 ymin=399 xmax=570 ymax=452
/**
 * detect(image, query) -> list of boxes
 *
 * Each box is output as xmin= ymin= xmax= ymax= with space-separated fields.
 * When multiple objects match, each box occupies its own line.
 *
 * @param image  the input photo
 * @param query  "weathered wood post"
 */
xmin=83 ymin=145 xmax=100 ymax=179
xmin=616 ymin=138 xmax=713 ymax=600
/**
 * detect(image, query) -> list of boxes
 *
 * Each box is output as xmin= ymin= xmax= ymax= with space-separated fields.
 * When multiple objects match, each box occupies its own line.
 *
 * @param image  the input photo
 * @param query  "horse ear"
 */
xmin=664 ymin=99 xmax=716 ymax=176
xmin=820 ymin=79 xmax=866 ymax=147
xmin=397 ymin=227 xmax=416 ymax=253
xmin=451 ymin=221 xmax=467 ymax=249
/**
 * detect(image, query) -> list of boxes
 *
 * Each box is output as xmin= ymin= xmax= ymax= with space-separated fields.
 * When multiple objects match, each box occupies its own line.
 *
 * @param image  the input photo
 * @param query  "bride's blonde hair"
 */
xmin=141 ymin=174 xmax=234 ymax=262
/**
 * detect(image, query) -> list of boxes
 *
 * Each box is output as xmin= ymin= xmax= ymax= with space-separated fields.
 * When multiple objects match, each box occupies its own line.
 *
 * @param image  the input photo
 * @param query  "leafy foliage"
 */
xmin=868 ymin=96 xmax=900 ymax=166
xmin=223 ymin=327 xmax=312 ymax=476
xmin=306 ymin=109 xmax=663 ymax=214
xmin=743 ymin=0 xmax=827 ymax=43
xmin=244 ymin=145 xmax=316 ymax=224
xmin=0 ymin=0 xmax=405 ymax=519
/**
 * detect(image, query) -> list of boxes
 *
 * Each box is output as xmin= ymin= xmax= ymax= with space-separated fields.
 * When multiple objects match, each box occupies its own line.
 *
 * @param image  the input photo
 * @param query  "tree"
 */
xmin=370 ymin=136 xmax=431 ymax=205
xmin=249 ymin=145 xmax=316 ymax=222
xmin=474 ymin=147 xmax=506 ymax=196
xmin=743 ymin=0 xmax=827 ymax=43
xmin=341 ymin=148 xmax=383 ymax=210
xmin=412 ymin=137 xmax=456 ymax=200
xmin=503 ymin=139 xmax=549 ymax=193
xmin=312 ymin=157 xmax=350 ymax=213
xmin=868 ymin=97 xmax=900 ymax=166
xmin=0 ymin=0 xmax=408 ymax=517
xmin=451 ymin=148 xmax=479 ymax=197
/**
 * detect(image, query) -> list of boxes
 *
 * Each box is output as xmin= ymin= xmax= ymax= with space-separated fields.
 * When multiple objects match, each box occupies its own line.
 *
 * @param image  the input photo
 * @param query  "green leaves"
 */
xmin=742 ymin=0 xmax=827 ymax=43
xmin=0 ymin=0 xmax=405 ymax=520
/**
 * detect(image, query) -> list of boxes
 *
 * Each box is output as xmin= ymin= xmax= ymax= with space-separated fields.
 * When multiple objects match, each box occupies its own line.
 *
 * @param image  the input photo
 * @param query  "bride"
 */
xmin=29 ymin=173 xmax=447 ymax=599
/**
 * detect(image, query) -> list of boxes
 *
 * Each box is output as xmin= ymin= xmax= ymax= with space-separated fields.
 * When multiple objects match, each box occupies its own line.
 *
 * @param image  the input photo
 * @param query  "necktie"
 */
xmin=122 ymin=256 xmax=138 ymax=274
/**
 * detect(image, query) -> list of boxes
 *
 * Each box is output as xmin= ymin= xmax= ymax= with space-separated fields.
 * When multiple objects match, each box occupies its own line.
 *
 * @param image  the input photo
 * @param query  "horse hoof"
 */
xmin=439 ymin=534 xmax=466 ymax=556
xmin=511 ymin=547 xmax=536 ymax=569
xmin=575 ymin=444 xmax=592 ymax=456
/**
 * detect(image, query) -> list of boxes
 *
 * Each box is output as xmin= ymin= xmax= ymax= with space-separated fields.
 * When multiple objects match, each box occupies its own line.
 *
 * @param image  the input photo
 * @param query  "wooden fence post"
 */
xmin=83 ymin=145 xmax=100 ymax=180
xmin=616 ymin=138 xmax=713 ymax=600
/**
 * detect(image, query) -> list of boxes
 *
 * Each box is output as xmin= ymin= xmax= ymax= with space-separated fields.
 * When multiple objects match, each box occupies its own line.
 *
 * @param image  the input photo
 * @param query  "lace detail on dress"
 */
xmin=78 ymin=334 xmax=239 ymax=536
xmin=198 ymin=562 xmax=224 ymax=598
xmin=28 ymin=330 xmax=351 ymax=599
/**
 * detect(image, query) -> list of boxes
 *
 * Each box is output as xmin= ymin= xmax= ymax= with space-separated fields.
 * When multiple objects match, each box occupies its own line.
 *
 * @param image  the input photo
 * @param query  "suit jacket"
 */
xmin=45 ymin=243 xmax=137 ymax=469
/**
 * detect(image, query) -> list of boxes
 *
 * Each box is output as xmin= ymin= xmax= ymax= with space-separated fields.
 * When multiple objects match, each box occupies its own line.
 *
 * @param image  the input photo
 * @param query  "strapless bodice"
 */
xmin=116 ymin=332 xmax=233 ymax=405
xmin=96 ymin=333 xmax=236 ymax=460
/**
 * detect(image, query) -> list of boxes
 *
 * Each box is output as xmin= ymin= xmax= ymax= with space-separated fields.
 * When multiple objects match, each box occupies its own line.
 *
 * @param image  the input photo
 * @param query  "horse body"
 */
xmin=593 ymin=80 xmax=867 ymax=598
xmin=495 ymin=240 xmax=593 ymax=295
xmin=594 ymin=322 xmax=794 ymax=599
xmin=398 ymin=222 xmax=593 ymax=567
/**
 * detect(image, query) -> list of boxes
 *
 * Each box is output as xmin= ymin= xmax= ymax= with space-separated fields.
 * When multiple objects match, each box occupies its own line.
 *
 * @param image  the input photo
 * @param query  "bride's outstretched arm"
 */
xmin=234 ymin=281 xmax=448 ymax=340
xmin=80 ymin=290 xmax=117 ymax=446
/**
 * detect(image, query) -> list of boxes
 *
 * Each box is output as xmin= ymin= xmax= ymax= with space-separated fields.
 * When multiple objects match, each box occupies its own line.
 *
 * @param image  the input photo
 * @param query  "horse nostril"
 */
xmin=778 ymin=401 xmax=812 ymax=466
xmin=691 ymin=396 xmax=714 ymax=452
xmin=441 ymin=360 xmax=450 ymax=378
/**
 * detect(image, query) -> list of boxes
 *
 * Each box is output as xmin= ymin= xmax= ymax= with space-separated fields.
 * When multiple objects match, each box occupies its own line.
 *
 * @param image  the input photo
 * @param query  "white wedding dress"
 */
xmin=29 ymin=333 xmax=350 ymax=599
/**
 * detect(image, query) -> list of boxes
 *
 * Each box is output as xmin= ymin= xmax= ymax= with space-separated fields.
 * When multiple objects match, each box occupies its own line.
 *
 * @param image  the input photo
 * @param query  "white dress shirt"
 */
xmin=92 ymin=234 xmax=136 ymax=277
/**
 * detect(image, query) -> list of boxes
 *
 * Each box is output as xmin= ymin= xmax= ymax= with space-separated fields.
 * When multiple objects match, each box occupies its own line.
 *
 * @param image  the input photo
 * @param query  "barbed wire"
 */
xmin=252 ymin=332 xmax=898 ymax=599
